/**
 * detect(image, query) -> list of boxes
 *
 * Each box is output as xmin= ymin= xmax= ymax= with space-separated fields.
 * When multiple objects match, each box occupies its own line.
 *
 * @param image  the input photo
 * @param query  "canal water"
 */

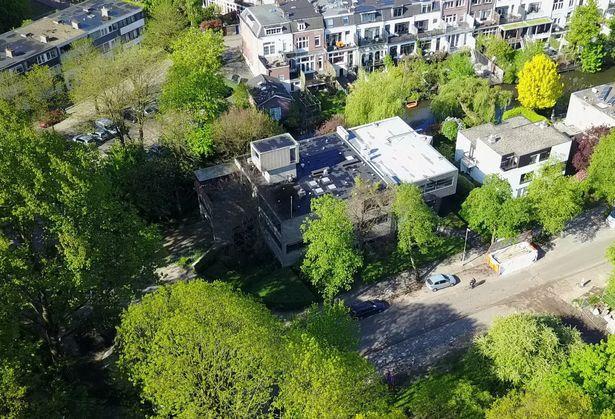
xmin=402 ymin=66 xmax=615 ymax=131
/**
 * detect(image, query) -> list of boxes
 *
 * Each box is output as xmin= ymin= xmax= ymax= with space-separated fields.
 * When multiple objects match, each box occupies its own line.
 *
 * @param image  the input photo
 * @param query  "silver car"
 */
xmin=426 ymin=274 xmax=458 ymax=292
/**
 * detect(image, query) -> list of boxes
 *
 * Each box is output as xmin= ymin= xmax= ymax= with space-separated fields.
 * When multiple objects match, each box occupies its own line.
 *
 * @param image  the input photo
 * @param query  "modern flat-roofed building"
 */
xmin=197 ymin=116 xmax=458 ymax=266
xmin=564 ymin=83 xmax=615 ymax=132
xmin=455 ymin=115 xmax=572 ymax=197
xmin=0 ymin=0 xmax=144 ymax=73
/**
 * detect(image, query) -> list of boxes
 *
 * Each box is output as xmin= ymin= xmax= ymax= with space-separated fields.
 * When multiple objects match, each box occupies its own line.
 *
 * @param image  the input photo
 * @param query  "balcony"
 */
xmin=355 ymin=30 xmax=389 ymax=47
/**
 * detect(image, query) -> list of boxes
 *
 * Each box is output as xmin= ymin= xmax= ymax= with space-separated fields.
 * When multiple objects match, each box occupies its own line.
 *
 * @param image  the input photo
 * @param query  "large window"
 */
xmin=314 ymin=35 xmax=321 ymax=47
xmin=394 ymin=22 xmax=409 ymax=34
xmin=265 ymin=27 xmax=282 ymax=35
xmin=553 ymin=0 xmax=563 ymax=10
xmin=361 ymin=12 xmax=376 ymax=22
xmin=520 ymin=172 xmax=533 ymax=184
xmin=393 ymin=6 xmax=404 ymax=17
xmin=295 ymin=36 xmax=308 ymax=49
xmin=263 ymin=42 xmax=275 ymax=56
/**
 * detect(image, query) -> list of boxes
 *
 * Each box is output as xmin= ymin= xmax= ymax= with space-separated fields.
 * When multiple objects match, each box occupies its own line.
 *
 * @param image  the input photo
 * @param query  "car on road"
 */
xmin=95 ymin=118 xmax=118 ymax=136
xmin=426 ymin=274 xmax=458 ymax=292
xmin=71 ymin=134 xmax=98 ymax=145
xmin=93 ymin=128 xmax=114 ymax=142
xmin=349 ymin=300 xmax=389 ymax=319
xmin=607 ymin=209 xmax=615 ymax=228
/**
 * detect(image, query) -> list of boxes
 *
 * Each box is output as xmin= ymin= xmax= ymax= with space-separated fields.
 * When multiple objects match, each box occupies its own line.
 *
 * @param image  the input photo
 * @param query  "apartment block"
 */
xmin=564 ymin=83 xmax=615 ymax=132
xmin=0 ymin=0 xmax=144 ymax=73
xmin=240 ymin=0 xmax=612 ymax=84
xmin=455 ymin=116 xmax=572 ymax=197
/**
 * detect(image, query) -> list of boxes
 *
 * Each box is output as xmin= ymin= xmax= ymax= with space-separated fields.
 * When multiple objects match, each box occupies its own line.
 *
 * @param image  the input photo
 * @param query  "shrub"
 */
xmin=502 ymin=107 xmax=548 ymax=123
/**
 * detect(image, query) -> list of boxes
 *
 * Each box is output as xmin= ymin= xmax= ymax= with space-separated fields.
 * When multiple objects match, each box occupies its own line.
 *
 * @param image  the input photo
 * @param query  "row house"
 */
xmin=240 ymin=0 xmax=612 ymax=84
xmin=0 ymin=0 xmax=144 ymax=73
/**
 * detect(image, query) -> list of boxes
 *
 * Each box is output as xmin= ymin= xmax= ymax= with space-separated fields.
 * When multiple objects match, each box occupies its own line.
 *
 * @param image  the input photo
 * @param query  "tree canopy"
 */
xmin=566 ymin=0 xmax=603 ymax=55
xmin=476 ymin=314 xmax=583 ymax=385
xmin=517 ymin=54 xmax=563 ymax=110
xmin=301 ymin=195 xmax=363 ymax=302
xmin=0 ymin=0 xmax=28 ymax=33
xmin=588 ymin=130 xmax=615 ymax=204
xmin=460 ymin=175 xmax=531 ymax=242
xmin=117 ymin=280 xmax=283 ymax=417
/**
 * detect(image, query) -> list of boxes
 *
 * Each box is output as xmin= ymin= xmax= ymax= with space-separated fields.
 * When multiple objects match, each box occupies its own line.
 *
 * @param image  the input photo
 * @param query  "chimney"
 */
xmin=71 ymin=20 xmax=80 ymax=29
xmin=101 ymin=6 xmax=110 ymax=19
xmin=5 ymin=47 xmax=14 ymax=58
xmin=40 ymin=34 xmax=48 ymax=43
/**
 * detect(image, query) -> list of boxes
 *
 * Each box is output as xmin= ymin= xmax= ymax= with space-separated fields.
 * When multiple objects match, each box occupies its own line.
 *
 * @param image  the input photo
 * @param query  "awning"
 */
xmin=499 ymin=17 xmax=551 ymax=31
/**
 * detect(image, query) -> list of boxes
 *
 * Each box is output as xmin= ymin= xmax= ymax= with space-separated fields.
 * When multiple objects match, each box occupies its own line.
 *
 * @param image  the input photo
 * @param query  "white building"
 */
xmin=342 ymin=116 xmax=459 ymax=200
xmin=564 ymin=83 xmax=615 ymax=132
xmin=455 ymin=116 xmax=572 ymax=197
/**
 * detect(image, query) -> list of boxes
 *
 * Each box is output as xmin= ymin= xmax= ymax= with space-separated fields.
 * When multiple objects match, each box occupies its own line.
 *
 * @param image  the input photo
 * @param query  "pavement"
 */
xmin=358 ymin=207 xmax=615 ymax=376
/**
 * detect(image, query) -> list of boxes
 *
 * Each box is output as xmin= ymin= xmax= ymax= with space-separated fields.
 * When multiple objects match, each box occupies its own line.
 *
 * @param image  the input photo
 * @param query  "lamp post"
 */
xmin=462 ymin=227 xmax=471 ymax=263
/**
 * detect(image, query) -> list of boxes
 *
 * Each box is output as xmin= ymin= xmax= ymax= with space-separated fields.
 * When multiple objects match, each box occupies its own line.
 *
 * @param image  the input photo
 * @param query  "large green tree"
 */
xmin=476 ymin=314 xmax=583 ymax=386
xmin=461 ymin=175 xmax=531 ymax=243
xmin=527 ymin=164 xmax=583 ymax=235
xmin=392 ymin=184 xmax=438 ymax=281
xmin=116 ymin=280 xmax=283 ymax=417
xmin=301 ymin=195 xmax=363 ymax=302
xmin=588 ymin=130 xmax=615 ymax=204
xmin=566 ymin=0 xmax=604 ymax=57
xmin=0 ymin=0 xmax=28 ymax=33
xmin=0 ymin=103 xmax=161 ymax=364
xmin=142 ymin=0 xmax=188 ymax=52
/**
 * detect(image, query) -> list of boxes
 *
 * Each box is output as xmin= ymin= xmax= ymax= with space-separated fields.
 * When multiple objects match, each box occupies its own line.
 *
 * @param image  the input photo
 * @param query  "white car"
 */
xmin=607 ymin=209 xmax=615 ymax=228
xmin=426 ymin=274 xmax=458 ymax=292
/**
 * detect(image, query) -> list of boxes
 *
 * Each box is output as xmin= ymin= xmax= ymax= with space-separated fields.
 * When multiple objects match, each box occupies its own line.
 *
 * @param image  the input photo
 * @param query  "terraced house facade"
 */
xmin=240 ymin=0 xmax=610 ymax=88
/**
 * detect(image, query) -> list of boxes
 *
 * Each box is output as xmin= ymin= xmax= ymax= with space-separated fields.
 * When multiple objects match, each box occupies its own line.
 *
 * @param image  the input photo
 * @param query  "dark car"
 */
xmin=122 ymin=108 xmax=138 ymax=123
xmin=348 ymin=300 xmax=389 ymax=320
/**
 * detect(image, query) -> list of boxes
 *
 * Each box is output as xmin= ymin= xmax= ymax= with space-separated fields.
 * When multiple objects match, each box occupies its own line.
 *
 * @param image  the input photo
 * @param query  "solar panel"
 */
xmin=599 ymin=86 xmax=612 ymax=101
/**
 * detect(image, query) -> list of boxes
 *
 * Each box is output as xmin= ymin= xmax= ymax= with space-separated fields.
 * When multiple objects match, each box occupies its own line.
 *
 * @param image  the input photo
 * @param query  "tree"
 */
xmin=211 ymin=107 xmax=283 ymax=157
xmin=230 ymin=82 xmax=251 ymax=109
xmin=291 ymin=301 xmax=360 ymax=352
xmin=66 ymin=45 xmax=164 ymax=143
xmin=566 ymin=0 xmax=603 ymax=56
xmin=60 ymin=38 xmax=99 ymax=88
xmin=274 ymin=332 xmax=387 ymax=417
xmin=461 ymin=175 xmax=531 ymax=243
xmin=486 ymin=385 xmax=594 ymax=419
xmin=438 ymin=52 xmax=475 ymax=85
xmin=549 ymin=335 xmax=615 ymax=413
xmin=344 ymin=59 xmax=432 ymax=126
xmin=476 ymin=314 xmax=583 ymax=385
xmin=527 ymin=164 xmax=583 ymax=235
xmin=517 ymin=54 xmax=563 ymax=110
xmin=117 ymin=281 xmax=282 ymax=417
xmin=440 ymin=118 xmax=464 ymax=141
xmin=432 ymin=76 xmax=512 ymax=126
xmin=476 ymin=35 xmax=515 ymax=64
xmin=346 ymin=178 xmax=393 ymax=247
xmin=142 ymin=0 xmax=188 ymax=52
xmin=580 ymin=39 xmax=606 ymax=73
xmin=0 ymin=0 xmax=28 ymax=33
xmin=392 ymin=184 xmax=438 ymax=281
xmin=161 ymin=28 xmax=227 ymax=114
xmin=301 ymin=195 xmax=363 ymax=302
xmin=0 ymin=361 xmax=28 ymax=418
xmin=588 ymin=130 xmax=615 ymax=204
xmin=572 ymin=126 xmax=612 ymax=172
xmin=398 ymin=373 xmax=493 ymax=419
xmin=0 ymin=104 xmax=161 ymax=364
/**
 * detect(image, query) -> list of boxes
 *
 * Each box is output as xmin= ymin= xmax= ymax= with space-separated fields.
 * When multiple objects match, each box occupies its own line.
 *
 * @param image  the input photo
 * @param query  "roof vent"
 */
xmin=336 ymin=125 xmax=350 ymax=140
xmin=71 ymin=20 xmax=80 ymax=29
xmin=487 ymin=134 xmax=499 ymax=144
xmin=101 ymin=6 xmax=110 ymax=19
xmin=82 ymin=7 xmax=91 ymax=12
xmin=5 ymin=47 xmax=14 ymax=58
xmin=40 ymin=34 xmax=48 ymax=43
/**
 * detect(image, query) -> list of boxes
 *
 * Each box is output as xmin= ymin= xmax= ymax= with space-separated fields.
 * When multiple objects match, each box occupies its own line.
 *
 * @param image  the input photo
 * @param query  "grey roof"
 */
xmin=570 ymin=83 xmax=615 ymax=121
xmin=247 ymin=74 xmax=292 ymax=107
xmin=241 ymin=0 xmax=323 ymax=37
xmin=252 ymin=133 xmax=298 ymax=153
xmin=460 ymin=116 xmax=571 ymax=156
xmin=0 ymin=0 xmax=141 ymax=70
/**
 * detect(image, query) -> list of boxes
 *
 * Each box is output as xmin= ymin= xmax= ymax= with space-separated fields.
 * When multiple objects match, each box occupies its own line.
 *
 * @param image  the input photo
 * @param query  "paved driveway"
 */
xmin=359 ymin=209 xmax=615 ymax=375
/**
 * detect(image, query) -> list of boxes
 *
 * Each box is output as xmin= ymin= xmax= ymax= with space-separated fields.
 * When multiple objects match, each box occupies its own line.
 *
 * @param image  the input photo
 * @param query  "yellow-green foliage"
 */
xmin=502 ymin=106 xmax=548 ymax=123
xmin=517 ymin=54 xmax=563 ymax=110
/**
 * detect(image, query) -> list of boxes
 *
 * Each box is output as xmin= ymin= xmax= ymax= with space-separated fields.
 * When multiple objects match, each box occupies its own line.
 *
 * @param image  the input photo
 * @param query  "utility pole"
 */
xmin=462 ymin=227 xmax=470 ymax=263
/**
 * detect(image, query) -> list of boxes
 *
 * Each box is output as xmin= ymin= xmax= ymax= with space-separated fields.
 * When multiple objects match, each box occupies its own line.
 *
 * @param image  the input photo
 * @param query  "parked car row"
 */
xmin=71 ymin=118 xmax=118 ymax=146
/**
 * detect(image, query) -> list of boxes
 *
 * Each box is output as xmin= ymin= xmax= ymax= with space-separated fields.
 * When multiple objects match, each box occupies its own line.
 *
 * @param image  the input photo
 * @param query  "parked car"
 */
xmin=122 ymin=108 xmax=138 ymax=123
xmin=144 ymin=101 xmax=158 ymax=116
xmin=348 ymin=300 xmax=389 ymax=320
xmin=426 ymin=274 xmax=458 ymax=292
xmin=95 ymin=118 xmax=118 ymax=136
xmin=92 ymin=128 xmax=113 ymax=142
xmin=607 ymin=208 xmax=615 ymax=228
xmin=71 ymin=134 xmax=97 ymax=145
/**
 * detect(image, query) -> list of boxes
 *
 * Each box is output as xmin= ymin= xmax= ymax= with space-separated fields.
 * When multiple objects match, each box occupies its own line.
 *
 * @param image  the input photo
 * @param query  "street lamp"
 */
xmin=461 ymin=227 xmax=471 ymax=263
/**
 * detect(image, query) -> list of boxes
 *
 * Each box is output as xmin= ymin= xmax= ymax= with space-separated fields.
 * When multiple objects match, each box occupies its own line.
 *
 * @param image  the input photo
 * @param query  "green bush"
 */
xmin=603 ymin=275 xmax=615 ymax=309
xmin=502 ymin=106 xmax=548 ymax=123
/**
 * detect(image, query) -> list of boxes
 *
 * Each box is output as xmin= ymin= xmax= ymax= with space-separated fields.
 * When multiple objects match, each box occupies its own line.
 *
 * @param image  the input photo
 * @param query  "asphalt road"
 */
xmin=359 ymin=209 xmax=615 ymax=375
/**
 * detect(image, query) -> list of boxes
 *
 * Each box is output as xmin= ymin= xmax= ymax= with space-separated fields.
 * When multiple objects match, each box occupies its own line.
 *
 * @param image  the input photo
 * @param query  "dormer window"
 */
xmin=265 ymin=26 xmax=283 ymax=35
xmin=297 ymin=21 xmax=306 ymax=31
xmin=393 ymin=7 xmax=404 ymax=17
xmin=361 ymin=12 xmax=376 ymax=23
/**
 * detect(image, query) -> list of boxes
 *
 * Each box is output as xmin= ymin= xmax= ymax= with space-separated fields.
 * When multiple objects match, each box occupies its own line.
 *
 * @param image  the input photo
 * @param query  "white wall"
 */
xmin=565 ymin=94 xmax=615 ymax=131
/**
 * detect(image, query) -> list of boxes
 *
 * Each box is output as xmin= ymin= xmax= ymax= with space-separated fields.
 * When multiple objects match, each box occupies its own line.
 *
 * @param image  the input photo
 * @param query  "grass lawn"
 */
xmin=199 ymin=260 xmax=318 ymax=311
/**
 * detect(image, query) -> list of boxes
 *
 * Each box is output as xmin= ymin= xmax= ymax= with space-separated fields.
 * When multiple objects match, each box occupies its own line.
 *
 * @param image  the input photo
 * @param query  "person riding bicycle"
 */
xmin=470 ymin=278 xmax=477 ymax=289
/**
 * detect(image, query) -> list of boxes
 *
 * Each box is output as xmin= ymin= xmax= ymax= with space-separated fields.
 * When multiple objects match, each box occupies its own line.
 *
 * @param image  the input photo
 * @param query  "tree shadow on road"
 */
xmin=561 ymin=204 xmax=608 ymax=243
xmin=359 ymin=302 xmax=482 ymax=375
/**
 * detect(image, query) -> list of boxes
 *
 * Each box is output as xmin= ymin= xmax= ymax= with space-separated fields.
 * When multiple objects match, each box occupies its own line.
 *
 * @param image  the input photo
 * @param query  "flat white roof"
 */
xmin=345 ymin=116 xmax=457 ymax=185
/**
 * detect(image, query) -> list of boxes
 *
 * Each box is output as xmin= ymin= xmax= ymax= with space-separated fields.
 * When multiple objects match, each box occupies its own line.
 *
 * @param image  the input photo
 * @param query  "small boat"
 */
xmin=405 ymin=100 xmax=419 ymax=109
